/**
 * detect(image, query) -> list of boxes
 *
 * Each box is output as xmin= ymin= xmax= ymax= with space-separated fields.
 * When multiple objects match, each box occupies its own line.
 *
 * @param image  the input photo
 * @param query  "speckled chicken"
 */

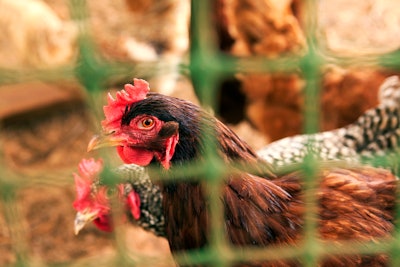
xmin=258 ymin=75 xmax=400 ymax=167
xmin=73 ymin=158 xmax=165 ymax=236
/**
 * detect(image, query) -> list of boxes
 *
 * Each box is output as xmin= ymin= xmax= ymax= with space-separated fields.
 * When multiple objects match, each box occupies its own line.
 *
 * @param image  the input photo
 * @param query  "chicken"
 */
xmin=73 ymin=158 xmax=142 ymax=234
xmin=72 ymin=75 xmax=400 ymax=239
xmin=0 ymin=0 xmax=76 ymax=68
xmin=73 ymin=158 xmax=165 ymax=237
xmin=258 ymin=75 xmax=400 ymax=168
xmin=73 ymin=74 xmax=400 ymax=237
xmin=72 ymin=158 xmax=112 ymax=233
xmin=214 ymin=0 xmax=398 ymax=142
xmin=75 ymin=163 xmax=397 ymax=267
xmin=79 ymin=78 xmax=398 ymax=266
xmin=238 ymin=70 xmax=393 ymax=142
xmin=226 ymin=0 xmax=304 ymax=57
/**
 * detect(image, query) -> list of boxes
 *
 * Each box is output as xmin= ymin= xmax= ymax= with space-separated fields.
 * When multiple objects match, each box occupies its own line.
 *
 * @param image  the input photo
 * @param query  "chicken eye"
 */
xmin=138 ymin=117 xmax=155 ymax=129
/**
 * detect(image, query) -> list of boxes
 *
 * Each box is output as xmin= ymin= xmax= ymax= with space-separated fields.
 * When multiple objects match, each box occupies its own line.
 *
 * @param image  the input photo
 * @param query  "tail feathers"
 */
xmin=258 ymin=76 xmax=400 ymax=167
xmin=344 ymin=103 xmax=400 ymax=156
xmin=379 ymin=76 xmax=400 ymax=107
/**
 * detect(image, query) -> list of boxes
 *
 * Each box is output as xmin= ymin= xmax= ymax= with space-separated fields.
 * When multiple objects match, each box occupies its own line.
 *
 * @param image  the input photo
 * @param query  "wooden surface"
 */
xmin=0 ymin=81 xmax=83 ymax=119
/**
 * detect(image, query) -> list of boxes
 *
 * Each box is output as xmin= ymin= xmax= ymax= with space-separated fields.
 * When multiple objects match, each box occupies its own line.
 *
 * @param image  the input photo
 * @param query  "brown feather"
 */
xmin=115 ymin=92 xmax=397 ymax=266
xmin=159 ymin=166 xmax=396 ymax=266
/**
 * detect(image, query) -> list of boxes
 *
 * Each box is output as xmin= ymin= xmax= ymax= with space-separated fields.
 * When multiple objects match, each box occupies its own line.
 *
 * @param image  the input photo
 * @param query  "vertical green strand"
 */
xmin=191 ymin=1 xmax=230 ymax=266
xmin=301 ymin=0 xmax=322 ymax=266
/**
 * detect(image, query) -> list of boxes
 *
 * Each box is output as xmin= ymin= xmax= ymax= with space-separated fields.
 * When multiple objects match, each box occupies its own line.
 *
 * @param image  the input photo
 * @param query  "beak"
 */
xmin=74 ymin=211 xmax=98 ymax=235
xmin=87 ymin=133 xmax=125 ymax=152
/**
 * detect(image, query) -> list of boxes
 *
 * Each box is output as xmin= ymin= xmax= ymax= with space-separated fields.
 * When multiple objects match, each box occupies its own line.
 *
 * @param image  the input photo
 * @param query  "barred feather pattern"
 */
xmin=258 ymin=75 xmax=400 ymax=168
xmin=114 ymin=164 xmax=165 ymax=237
xmin=258 ymin=105 xmax=400 ymax=167
xmin=112 ymin=76 xmax=400 ymax=238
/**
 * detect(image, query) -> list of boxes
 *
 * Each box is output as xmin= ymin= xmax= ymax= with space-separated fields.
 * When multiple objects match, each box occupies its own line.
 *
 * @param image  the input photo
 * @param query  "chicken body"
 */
xmin=85 ymin=78 xmax=398 ymax=266
xmin=258 ymin=75 xmax=400 ymax=167
xmin=80 ymin=76 xmax=400 ymax=238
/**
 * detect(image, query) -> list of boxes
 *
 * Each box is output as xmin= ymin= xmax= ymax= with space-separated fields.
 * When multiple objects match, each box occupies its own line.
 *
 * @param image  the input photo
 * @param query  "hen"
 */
xmin=73 ymin=158 xmax=165 ymax=236
xmin=74 ymin=75 xmax=400 ymax=237
xmin=73 ymin=158 xmax=143 ymax=234
xmin=258 ymin=75 xmax=400 ymax=168
xmin=74 ymin=75 xmax=400 ymax=236
xmin=82 ymin=78 xmax=397 ymax=266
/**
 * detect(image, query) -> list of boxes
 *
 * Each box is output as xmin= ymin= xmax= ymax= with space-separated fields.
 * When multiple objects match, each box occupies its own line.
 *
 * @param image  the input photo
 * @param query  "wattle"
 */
xmin=117 ymin=146 xmax=154 ymax=165
xmin=93 ymin=215 xmax=113 ymax=232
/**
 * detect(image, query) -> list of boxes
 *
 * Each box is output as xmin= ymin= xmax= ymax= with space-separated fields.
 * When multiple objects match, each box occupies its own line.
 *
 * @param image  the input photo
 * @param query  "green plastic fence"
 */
xmin=1 ymin=0 xmax=400 ymax=266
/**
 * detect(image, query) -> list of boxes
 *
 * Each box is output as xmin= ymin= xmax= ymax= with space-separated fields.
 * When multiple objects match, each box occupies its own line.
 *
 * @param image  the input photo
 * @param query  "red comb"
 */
xmin=102 ymin=78 xmax=150 ymax=131
xmin=73 ymin=158 xmax=103 ymax=204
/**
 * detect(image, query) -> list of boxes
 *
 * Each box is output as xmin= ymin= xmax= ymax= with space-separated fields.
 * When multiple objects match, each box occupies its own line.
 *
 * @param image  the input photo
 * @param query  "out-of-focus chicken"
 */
xmin=73 ymin=159 xmax=165 ymax=237
xmin=79 ymin=78 xmax=397 ymax=266
xmin=226 ymin=0 xmax=304 ymax=56
xmin=0 ymin=0 xmax=76 ymax=68
xmin=215 ymin=0 xmax=399 ymax=142
xmin=73 ymin=158 xmax=142 ymax=234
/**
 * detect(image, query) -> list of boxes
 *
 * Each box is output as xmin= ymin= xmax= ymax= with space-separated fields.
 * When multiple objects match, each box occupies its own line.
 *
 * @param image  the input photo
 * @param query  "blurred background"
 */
xmin=1 ymin=0 xmax=400 ymax=266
